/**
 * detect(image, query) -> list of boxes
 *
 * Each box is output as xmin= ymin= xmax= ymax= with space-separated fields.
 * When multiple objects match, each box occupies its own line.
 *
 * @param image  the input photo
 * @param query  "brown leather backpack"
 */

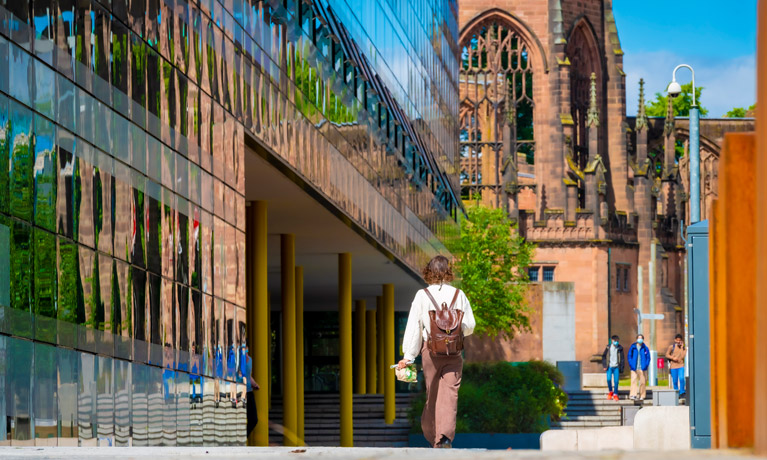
xmin=423 ymin=288 xmax=464 ymax=356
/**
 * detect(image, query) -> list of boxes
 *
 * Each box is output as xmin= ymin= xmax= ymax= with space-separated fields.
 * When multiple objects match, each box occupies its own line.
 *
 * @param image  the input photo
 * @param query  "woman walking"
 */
xmin=397 ymin=255 xmax=475 ymax=448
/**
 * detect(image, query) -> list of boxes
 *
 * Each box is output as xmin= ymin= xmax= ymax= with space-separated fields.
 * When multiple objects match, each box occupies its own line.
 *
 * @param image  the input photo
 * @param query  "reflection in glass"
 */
xmin=111 ymin=15 xmax=130 ymax=115
xmin=9 ymin=220 xmax=33 ymax=339
xmin=201 ymin=376 xmax=215 ymax=445
xmin=131 ymin=171 xmax=146 ymax=267
xmin=34 ymin=59 xmax=55 ymax=120
xmin=9 ymin=99 xmax=34 ymax=222
xmin=33 ymin=343 xmax=57 ymax=445
xmin=8 ymin=337 xmax=33 ymax=445
xmin=0 ymin=93 xmax=8 ymax=215
xmin=147 ymin=365 xmax=163 ymax=446
xmin=55 ymin=129 xmax=75 ymax=239
xmin=34 ymin=115 xmax=57 ymax=232
xmin=145 ymin=181 xmax=161 ymax=275
xmin=78 ymin=351 xmax=95 ymax=446
xmin=76 ymin=143 xmax=95 ymax=248
xmin=9 ymin=42 xmax=32 ymax=107
xmin=95 ymin=356 xmax=114 ymax=446
xmin=113 ymin=259 xmax=132 ymax=360
xmin=161 ymin=369 xmax=176 ymax=446
xmin=57 ymin=237 xmax=84 ymax=349
xmin=33 ymin=229 xmax=57 ymax=343
xmin=114 ymin=359 xmax=131 ymax=446
xmin=188 ymin=373 xmax=203 ymax=446
xmin=77 ymin=245 xmax=96 ymax=353
xmin=113 ymin=162 xmax=132 ymax=262
xmin=57 ymin=346 xmax=79 ymax=446
xmin=131 ymin=363 xmax=148 ymax=446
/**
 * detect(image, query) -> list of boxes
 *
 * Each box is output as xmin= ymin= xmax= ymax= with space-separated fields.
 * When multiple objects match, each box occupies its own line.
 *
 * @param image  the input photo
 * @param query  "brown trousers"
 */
xmin=420 ymin=343 xmax=463 ymax=446
xmin=630 ymin=369 xmax=647 ymax=399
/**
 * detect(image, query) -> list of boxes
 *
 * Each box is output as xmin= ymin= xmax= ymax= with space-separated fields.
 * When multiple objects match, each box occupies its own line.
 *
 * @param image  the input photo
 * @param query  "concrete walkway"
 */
xmin=0 ymin=447 xmax=758 ymax=460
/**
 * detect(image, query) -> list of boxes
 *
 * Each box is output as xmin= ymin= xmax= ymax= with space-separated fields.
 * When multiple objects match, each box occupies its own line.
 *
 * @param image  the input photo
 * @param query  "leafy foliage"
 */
xmin=408 ymin=361 xmax=568 ymax=434
xmin=723 ymin=103 xmax=756 ymax=118
xmin=450 ymin=205 xmax=534 ymax=338
xmin=646 ymin=82 xmax=709 ymax=117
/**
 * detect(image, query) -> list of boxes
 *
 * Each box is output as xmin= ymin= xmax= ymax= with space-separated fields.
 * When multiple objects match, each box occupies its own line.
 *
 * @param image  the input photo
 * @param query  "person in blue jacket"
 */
xmin=627 ymin=334 xmax=651 ymax=401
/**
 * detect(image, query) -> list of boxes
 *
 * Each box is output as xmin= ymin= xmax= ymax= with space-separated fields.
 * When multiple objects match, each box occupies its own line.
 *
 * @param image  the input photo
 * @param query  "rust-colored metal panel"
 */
xmin=754 ymin=0 xmax=767 ymax=455
xmin=711 ymin=133 xmax=756 ymax=448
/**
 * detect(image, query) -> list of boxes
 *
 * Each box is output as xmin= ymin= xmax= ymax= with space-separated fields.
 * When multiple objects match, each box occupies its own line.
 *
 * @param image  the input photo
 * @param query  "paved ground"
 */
xmin=0 ymin=447 xmax=758 ymax=460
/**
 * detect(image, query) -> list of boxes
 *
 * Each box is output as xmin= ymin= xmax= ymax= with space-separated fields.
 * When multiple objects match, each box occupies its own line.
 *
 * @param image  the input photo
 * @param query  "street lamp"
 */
xmin=668 ymin=64 xmax=701 ymax=224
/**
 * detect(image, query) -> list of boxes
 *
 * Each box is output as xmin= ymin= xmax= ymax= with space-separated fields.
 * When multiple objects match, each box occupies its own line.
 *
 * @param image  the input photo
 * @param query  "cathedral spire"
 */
xmin=636 ymin=78 xmax=648 ymax=131
xmin=552 ymin=0 xmax=566 ymax=45
xmin=586 ymin=72 xmax=599 ymax=128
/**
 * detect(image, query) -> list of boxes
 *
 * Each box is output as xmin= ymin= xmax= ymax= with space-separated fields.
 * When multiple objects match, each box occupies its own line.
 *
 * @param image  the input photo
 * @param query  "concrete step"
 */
xmin=551 ymin=420 xmax=623 ymax=428
xmin=561 ymin=415 xmax=622 ymax=422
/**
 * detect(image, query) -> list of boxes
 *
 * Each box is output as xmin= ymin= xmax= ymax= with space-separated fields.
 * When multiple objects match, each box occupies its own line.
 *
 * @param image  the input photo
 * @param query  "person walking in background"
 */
xmin=398 ymin=255 xmax=476 ymax=448
xmin=601 ymin=335 xmax=625 ymax=401
xmin=627 ymin=334 xmax=651 ymax=401
xmin=667 ymin=334 xmax=687 ymax=398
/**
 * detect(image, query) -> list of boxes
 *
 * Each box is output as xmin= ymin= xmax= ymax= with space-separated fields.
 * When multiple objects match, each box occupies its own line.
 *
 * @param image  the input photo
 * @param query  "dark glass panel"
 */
xmin=186 ymin=81 xmax=199 ymax=164
xmin=128 ymin=0 xmax=145 ymax=37
xmin=91 ymin=1 xmax=111 ymax=103
xmin=112 ymin=111 xmax=131 ymax=166
xmin=224 ymin=301 xmax=235 ymax=381
xmin=175 ymin=0 xmax=189 ymax=74
xmin=202 ymin=293 xmax=213 ymax=377
xmin=53 ymin=0 xmax=75 ymax=79
xmin=190 ymin=289 xmax=202 ymax=371
xmin=94 ymin=355 xmax=114 ymax=446
xmin=131 ymin=266 xmax=147 ymax=343
xmin=176 ymin=197 xmax=189 ymax=284
xmin=177 ymin=284 xmax=189 ymax=351
xmin=130 ymin=122 xmax=146 ymax=175
xmin=131 ymin=171 xmax=146 ymax=267
xmin=146 ymin=0 xmax=160 ymax=50
xmin=220 ymin=34 xmax=232 ymax=113
xmin=131 ymin=362 xmax=148 ymax=446
xmin=190 ymin=3 xmax=203 ymax=85
xmin=211 ymin=104 xmax=223 ymax=180
xmin=145 ymin=180 xmax=161 ymax=275
xmin=33 ymin=343 xmax=57 ymax=445
xmin=161 ymin=277 xmax=175 ymax=364
xmin=198 ymin=91 xmax=211 ymax=171
xmin=213 ymin=298 xmax=223 ymax=379
xmin=7 ymin=337 xmax=33 ymax=445
xmin=32 ymin=0 xmax=55 ymax=65
xmin=177 ymin=70 xmax=190 ymax=152
xmin=34 ymin=115 xmax=57 ymax=232
xmin=33 ymin=229 xmax=57 ymax=343
xmin=94 ymin=152 xmax=114 ymax=256
xmin=161 ymin=188 xmax=175 ymax=280
xmin=200 ymin=210 xmax=212 ymax=294
xmin=94 ymin=254 xmax=114 ymax=349
xmin=111 ymin=16 xmax=130 ymax=114
xmin=130 ymin=31 xmax=146 ymax=127
xmin=0 ymin=93 xmax=8 ymax=215
xmin=72 ymin=0 xmax=90 ymax=91
xmin=114 ymin=358 xmax=131 ymax=446
xmin=56 ymin=347 xmax=79 ymax=446
xmin=147 ymin=271 xmax=161 ymax=347
xmin=189 ymin=205 xmax=200 ymax=290
xmin=55 ymin=129 xmax=75 ymax=238
xmin=161 ymin=58 xmax=176 ymax=147
xmin=9 ymin=99 xmax=34 ymax=222
xmin=75 ymin=142 xmax=95 ymax=248
xmin=113 ymin=259 xmax=132 ymax=360
xmin=77 ymin=244 xmax=97 ymax=353
xmin=188 ymin=161 xmax=200 ymax=206
xmin=112 ymin=0 xmax=128 ymax=23
xmin=113 ymin=162 xmax=132 ymax=262
xmin=9 ymin=220 xmax=33 ymax=339
xmin=146 ymin=47 xmax=162 ymax=137
xmin=146 ymin=134 xmax=161 ymax=184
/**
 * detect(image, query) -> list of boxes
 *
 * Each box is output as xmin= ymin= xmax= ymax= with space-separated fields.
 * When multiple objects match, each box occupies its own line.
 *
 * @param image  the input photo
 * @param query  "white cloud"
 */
xmin=624 ymin=52 xmax=756 ymax=118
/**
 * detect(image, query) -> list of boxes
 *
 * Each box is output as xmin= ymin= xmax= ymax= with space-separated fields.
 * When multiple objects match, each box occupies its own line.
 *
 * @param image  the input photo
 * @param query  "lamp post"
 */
xmin=668 ymin=64 xmax=701 ymax=224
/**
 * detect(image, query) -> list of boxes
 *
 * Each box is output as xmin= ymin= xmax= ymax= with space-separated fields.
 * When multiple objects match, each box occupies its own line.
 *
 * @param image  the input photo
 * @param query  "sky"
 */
xmin=612 ymin=0 xmax=758 ymax=118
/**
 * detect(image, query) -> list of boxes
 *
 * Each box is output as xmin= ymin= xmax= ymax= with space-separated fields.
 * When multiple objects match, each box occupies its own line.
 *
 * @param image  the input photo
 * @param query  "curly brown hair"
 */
xmin=422 ymin=255 xmax=454 ymax=285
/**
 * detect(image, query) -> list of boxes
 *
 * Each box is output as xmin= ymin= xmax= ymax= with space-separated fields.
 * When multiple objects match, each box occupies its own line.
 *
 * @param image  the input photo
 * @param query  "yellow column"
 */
xmin=756 ymin=0 xmax=767 ymax=453
xmin=339 ymin=253 xmax=353 ymax=447
xmin=281 ymin=234 xmax=298 ymax=446
xmin=366 ymin=309 xmax=376 ymax=394
xmin=354 ymin=300 xmax=366 ymax=394
xmin=383 ymin=284 xmax=395 ymax=424
xmin=295 ymin=266 xmax=305 ymax=445
xmin=249 ymin=201 xmax=269 ymax=446
xmin=376 ymin=296 xmax=384 ymax=395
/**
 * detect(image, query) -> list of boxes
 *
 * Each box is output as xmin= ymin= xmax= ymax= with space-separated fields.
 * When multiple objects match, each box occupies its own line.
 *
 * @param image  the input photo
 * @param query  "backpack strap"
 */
xmin=423 ymin=288 xmax=441 ymax=310
xmin=448 ymin=288 xmax=461 ymax=310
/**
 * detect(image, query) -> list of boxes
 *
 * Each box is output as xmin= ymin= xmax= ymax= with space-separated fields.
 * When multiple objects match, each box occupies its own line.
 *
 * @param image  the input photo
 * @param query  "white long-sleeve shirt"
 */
xmin=401 ymin=284 xmax=476 ymax=362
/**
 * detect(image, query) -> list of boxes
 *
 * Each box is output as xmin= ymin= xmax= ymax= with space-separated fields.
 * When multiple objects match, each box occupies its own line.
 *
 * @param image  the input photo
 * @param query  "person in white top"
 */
xmin=397 ymin=255 xmax=476 ymax=448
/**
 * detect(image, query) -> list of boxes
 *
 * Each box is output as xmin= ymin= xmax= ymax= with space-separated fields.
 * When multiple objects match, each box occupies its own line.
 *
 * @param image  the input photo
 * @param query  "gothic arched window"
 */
xmin=459 ymin=19 xmax=535 ymax=201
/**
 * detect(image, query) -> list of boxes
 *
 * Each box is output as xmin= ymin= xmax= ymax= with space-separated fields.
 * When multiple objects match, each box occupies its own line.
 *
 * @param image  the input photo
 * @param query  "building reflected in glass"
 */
xmin=0 ymin=0 xmax=458 ymax=446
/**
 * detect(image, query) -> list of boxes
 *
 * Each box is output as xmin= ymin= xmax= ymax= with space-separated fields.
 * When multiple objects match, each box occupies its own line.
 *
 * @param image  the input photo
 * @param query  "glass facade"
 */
xmin=0 ymin=0 xmax=458 ymax=447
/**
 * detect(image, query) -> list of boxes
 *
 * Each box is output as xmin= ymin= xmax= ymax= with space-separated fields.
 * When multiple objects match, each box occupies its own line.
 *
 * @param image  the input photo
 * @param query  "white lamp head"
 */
xmin=667 ymin=80 xmax=682 ymax=97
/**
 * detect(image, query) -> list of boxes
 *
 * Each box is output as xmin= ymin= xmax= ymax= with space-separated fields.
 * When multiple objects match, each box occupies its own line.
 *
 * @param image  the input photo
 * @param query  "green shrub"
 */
xmin=407 ymin=360 xmax=568 ymax=434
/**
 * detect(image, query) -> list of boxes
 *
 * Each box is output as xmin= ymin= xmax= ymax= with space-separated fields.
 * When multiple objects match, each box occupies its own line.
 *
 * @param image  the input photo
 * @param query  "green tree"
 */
xmin=450 ymin=205 xmax=535 ymax=338
xmin=646 ymin=82 xmax=709 ymax=117
xmin=723 ymin=103 xmax=756 ymax=118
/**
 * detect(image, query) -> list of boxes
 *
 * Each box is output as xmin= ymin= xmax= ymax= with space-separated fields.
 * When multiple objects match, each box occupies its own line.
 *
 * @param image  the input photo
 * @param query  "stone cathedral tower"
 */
xmin=458 ymin=0 xmax=689 ymax=368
